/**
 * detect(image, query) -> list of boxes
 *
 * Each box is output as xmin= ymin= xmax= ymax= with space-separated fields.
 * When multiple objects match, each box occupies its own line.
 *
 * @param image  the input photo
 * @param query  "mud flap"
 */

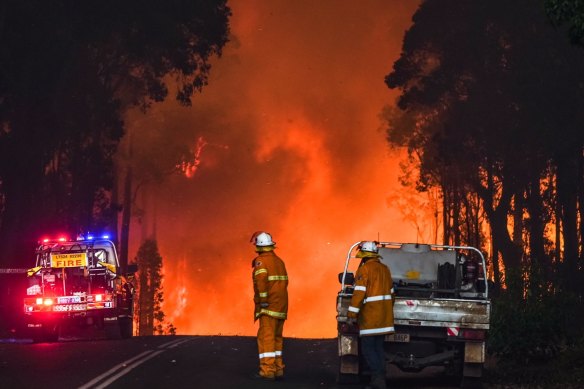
xmin=463 ymin=342 xmax=484 ymax=382
xmin=338 ymin=333 xmax=360 ymax=383
xmin=464 ymin=342 xmax=485 ymax=364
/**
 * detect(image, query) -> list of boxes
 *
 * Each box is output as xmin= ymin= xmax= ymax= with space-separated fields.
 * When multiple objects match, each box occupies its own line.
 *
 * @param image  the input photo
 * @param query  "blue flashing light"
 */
xmin=76 ymin=233 xmax=111 ymax=242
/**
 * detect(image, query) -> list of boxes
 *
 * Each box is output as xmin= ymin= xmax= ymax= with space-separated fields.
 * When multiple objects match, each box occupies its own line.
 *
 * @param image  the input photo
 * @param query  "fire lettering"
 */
xmin=55 ymin=259 xmax=84 ymax=267
xmin=50 ymin=253 xmax=88 ymax=268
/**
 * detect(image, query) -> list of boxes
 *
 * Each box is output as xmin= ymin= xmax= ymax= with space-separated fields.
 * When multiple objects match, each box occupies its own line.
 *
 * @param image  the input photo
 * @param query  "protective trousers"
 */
xmin=361 ymin=335 xmax=387 ymax=389
xmin=257 ymin=315 xmax=285 ymax=378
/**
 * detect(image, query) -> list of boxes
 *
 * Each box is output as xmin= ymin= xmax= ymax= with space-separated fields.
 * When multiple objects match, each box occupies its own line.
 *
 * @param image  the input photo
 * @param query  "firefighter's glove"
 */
xmin=347 ymin=317 xmax=358 ymax=325
xmin=260 ymin=303 xmax=269 ymax=308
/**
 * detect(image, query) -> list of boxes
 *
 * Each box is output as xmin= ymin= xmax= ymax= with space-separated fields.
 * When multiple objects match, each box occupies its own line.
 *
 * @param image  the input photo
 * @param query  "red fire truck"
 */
xmin=23 ymin=235 xmax=136 ymax=342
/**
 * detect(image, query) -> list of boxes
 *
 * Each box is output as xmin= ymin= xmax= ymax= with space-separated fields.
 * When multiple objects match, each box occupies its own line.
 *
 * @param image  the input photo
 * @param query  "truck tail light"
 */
xmin=95 ymin=294 xmax=103 ymax=302
xmin=43 ymin=298 xmax=54 ymax=306
xmin=460 ymin=329 xmax=485 ymax=340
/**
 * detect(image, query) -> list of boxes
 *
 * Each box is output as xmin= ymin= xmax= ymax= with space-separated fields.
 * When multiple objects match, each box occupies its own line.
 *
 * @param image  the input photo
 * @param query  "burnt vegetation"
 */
xmin=385 ymin=0 xmax=584 ymax=386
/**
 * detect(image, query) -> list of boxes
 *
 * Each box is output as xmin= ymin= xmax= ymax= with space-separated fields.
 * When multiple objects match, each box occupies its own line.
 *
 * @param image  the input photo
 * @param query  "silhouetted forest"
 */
xmin=0 ymin=1 xmax=231 ymax=265
xmin=385 ymin=0 xmax=584 ymax=385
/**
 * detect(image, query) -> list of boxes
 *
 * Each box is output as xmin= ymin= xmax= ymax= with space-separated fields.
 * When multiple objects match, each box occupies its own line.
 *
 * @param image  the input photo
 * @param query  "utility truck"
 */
xmin=23 ymin=235 xmax=136 ymax=342
xmin=337 ymin=242 xmax=490 ymax=387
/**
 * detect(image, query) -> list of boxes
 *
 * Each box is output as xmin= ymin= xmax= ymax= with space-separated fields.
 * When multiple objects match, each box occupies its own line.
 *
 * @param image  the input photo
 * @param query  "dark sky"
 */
xmin=125 ymin=0 xmax=422 ymax=337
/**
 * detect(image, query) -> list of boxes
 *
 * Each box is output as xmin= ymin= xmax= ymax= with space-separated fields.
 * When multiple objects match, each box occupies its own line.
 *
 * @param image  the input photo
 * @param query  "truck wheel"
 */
xmin=460 ymin=376 xmax=483 ymax=389
xmin=119 ymin=317 xmax=133 ymax=339
xmin=460 ymin=362 xmax=484 ymax=389
xmin=104 ymin=321 xmax=121 ymax=340
xmin=32 ymin=324 xmax=59 ymax=343
xmin=337 ymin=372 xmax=360 ymax=384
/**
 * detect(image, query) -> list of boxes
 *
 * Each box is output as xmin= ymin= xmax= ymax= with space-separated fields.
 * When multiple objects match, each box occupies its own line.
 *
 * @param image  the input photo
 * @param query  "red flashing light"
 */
xmin=39 ymin=235 xmax=72 ymax=244
xmin=95 ymin=294 xmax=103 ymax=302
xmin=36 ymin=297 xmax=43 ymax=305
xmin=43 ymin=298 xmax=54 ymax=306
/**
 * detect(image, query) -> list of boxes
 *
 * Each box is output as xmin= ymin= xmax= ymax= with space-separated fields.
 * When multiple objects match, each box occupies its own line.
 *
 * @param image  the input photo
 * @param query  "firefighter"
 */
xmin=347 ymin=241 xmax=394 ymax=389
xmin=250 ymin=231 xmax=289 ymax=381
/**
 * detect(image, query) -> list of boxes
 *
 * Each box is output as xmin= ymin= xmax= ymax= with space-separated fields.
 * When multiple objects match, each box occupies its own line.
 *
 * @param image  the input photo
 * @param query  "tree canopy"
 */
xmin=0 ymin=1 xmax=231 ymax=263
xmin=385 ymin=0 xmax=584 ymax=294
xmin=545 ymin=0 xmax=584 ymax=45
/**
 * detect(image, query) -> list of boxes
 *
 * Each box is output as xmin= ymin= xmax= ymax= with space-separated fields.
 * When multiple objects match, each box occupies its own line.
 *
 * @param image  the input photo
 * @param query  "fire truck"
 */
xmin=337 ymin=242 xmax=490 ymax=388
xmin=23 ymin=235 xmax=136 ymax=342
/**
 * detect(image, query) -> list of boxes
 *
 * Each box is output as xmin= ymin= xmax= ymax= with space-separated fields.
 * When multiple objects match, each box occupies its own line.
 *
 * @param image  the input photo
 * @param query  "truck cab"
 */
xmin=337 ymin=242 xmax=490 ymax=387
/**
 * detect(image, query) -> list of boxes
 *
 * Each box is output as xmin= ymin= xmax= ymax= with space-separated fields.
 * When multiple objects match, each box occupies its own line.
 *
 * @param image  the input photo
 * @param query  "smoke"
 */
xmin=127 ymin=0 xmax=420 ymax=338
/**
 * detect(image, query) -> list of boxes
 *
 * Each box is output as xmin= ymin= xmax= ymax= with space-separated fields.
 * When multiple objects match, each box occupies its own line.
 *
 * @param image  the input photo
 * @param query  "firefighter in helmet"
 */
xmin=347 ymin=241 xmax=395 ymax=389
xmin=250 ymin=231 xmax=289 ymax=381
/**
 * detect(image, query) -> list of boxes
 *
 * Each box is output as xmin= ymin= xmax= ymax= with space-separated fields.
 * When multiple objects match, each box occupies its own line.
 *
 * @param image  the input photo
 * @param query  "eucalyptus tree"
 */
xmin=135 ymin=238 xmax=169 ymax=336
xmin=385 ymin=0 xmax=584 ymax=294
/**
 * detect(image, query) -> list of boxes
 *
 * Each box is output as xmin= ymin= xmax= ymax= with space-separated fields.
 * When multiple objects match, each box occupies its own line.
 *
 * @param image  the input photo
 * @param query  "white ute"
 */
xmin=336 ymin=242 xmax=490 ymax=388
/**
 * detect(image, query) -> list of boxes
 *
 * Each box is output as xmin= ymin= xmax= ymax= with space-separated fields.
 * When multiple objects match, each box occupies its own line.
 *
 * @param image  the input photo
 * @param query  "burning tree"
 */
xmin=384 ymin=0 xmax=584 ymax=368
xmin=135 ymin=239 xmax=175 ymax=336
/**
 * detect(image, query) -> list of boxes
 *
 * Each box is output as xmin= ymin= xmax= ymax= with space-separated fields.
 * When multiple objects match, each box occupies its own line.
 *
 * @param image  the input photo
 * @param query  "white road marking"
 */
xmin=78 ymin=337 xmax=194 ymax=389
xmin=92 ymin=350 xmax=164 ymax=389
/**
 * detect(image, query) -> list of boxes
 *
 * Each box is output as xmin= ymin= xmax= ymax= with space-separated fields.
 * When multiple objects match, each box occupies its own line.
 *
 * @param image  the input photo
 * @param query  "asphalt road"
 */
xmin=0 ymin=335 xmax=465 ymax=389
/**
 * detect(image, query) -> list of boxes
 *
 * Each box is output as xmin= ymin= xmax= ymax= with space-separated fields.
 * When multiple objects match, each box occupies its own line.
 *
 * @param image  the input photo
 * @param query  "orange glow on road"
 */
xmin=126 ymin=0 xmax=422 ymax=338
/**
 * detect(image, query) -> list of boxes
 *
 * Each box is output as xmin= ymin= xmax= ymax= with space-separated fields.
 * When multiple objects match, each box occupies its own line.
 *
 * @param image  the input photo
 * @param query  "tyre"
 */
xmin=119 ymin=317 xmax=133 ymax=339
xmin=32 ymin=323 xmax=59 ymax=343
xmin=460 ymin=362 xmax=484 ymax=389
xmin=461 ymin=376 xmax=483 ymax=389
xmin=337 ymin=372 xmax=360 ymax=384
xmin=104 ymin=321 xmax=121 ymax=339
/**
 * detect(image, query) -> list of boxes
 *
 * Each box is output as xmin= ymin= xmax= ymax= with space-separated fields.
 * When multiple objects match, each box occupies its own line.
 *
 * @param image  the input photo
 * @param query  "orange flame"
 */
xmin=128 ymin=1 xmax=421 ymax=338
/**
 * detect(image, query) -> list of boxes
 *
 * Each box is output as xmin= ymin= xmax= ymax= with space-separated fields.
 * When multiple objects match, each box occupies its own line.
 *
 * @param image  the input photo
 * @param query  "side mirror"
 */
xmin=338 ymin=272 xmax=355 ymax=285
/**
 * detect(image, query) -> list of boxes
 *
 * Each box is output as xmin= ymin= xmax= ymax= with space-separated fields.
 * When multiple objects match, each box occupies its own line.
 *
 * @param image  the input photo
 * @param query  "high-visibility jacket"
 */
xmin=347 ymin=256 xmax=395 ymax=336
xmin=252 ymin=251 xmax=288 ymax=321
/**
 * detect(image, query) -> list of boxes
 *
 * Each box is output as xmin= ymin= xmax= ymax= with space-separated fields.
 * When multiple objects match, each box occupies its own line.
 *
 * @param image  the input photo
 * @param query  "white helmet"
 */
xmin=253 ymin=232 xmax=275 ymax=247
xmin=359 ymin=241 xmax=378 ymax=253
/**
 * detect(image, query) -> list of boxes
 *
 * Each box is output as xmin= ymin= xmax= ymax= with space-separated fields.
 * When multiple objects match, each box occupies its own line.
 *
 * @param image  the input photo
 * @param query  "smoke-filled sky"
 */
xmin=126 ymin=0 xmax=422 ymax=338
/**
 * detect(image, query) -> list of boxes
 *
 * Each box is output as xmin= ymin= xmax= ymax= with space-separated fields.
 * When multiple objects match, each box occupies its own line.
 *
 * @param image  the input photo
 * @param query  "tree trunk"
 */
xmin=119 ymin=165 xmax=132 ymax=274
xmin=578 ymin=150 xmax=584 ymax=296
xmin=557 ymin=152 xmax=579 ymax=293
xmin=478 ymin=168 xmax=522 ymax=295
xmin=526 ymin=177 xmax=548 ymax=292
xmin=491 ymin=238 xmax=501 ymax=292
xmin=443 ymin=182 xmax=451 ymax=245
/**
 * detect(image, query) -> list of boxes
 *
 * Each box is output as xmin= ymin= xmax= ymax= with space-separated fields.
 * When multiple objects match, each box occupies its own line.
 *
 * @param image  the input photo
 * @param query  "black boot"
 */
xmin=367 ymin=372 xmax=386 ymax=389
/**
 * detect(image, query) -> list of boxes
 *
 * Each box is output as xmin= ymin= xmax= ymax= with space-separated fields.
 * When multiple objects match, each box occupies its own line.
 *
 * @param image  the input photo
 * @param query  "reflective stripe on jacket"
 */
xmin=253 ymin=251 xmax=288 ymax=320
xmin=347 ymin=256 xmax=395 ymax=336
